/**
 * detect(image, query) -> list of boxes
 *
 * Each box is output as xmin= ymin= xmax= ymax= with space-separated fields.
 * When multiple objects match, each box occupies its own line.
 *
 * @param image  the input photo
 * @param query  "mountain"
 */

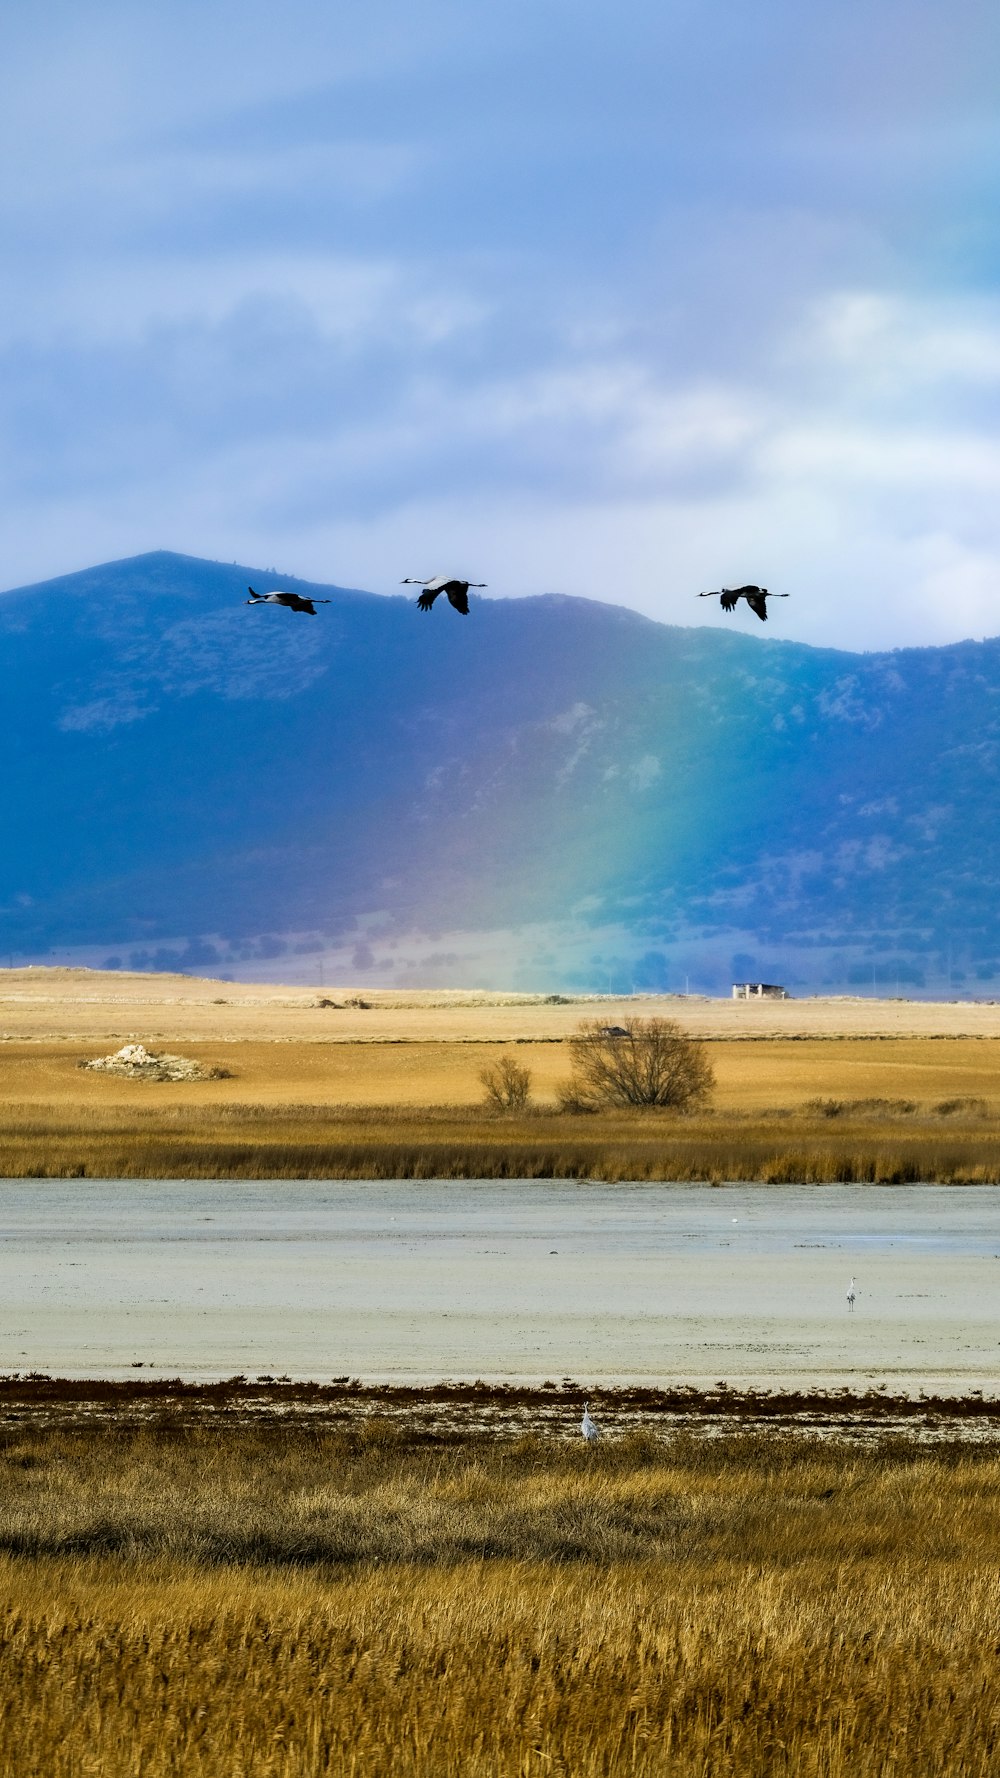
xmin=1 ymin=549 xmax=997 ymax=994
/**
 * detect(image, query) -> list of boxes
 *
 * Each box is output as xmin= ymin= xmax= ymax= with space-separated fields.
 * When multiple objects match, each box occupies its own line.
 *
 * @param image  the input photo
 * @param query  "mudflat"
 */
xmin=0 ymin=1178 xmax=996 ymax=1391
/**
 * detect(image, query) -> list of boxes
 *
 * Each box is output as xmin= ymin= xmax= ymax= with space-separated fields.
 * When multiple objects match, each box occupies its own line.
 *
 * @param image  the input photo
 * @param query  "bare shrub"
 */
xmin=807 ymin=1097 xmax=917 ymax=1119
xmin=934 ymin=1096 xmax=989 ymax=1117
xmin=479 ymin=1054 xmax=533 ymax=1113
xmin=561 ymin=1017 xmax=714 ymax=1111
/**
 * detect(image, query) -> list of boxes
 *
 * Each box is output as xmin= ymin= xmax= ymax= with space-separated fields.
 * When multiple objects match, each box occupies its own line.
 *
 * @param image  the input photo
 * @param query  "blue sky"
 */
xmin=3 ymin=0 xmax=1000 ymax=648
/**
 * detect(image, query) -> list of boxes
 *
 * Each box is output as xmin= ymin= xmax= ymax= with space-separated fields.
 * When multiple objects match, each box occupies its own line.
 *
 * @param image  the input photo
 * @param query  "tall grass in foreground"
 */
xmin=3 ymin=1098 xmax=1000 ymax=1181
xmin=4 ymin=1556 xmax=999 ymax=1776
xmin=0 ymin=1421 xmax=998 ymax=1772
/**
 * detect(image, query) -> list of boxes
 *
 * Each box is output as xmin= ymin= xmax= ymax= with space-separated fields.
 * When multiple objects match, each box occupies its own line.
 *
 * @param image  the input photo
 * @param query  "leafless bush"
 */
xmin=479 ymin=1054 xmax=533 ymax=1113
xmin=934 ymin=1097 xmax=989 ymax=1117
xmin=561 ymin=1017 xmax=714 ymax=1111
xmin=807 ymin=1097 xmax=917 ymax=1119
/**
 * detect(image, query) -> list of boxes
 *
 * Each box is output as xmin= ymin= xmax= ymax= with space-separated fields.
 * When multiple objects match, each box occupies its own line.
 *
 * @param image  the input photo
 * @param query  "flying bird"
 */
xmin=246 ymin=586 xmax=330 ymax=616
xmin=698 ymin=586 xmax=789 ymax=623
xmin=581 ymin=1402 xmax=600 ymax=1444
xmin=402 ymin=577 xmax=486 ymax=615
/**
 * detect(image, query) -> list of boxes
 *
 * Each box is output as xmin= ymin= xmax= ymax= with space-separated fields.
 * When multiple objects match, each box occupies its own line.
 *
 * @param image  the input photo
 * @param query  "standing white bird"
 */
xmin=402 ymin=576 xmax=486 ymax=615
xmin=581 ymin=1402 xmax=600 ymax=1443
xmin=847 ymin=1277 xmax=857 ymax=1313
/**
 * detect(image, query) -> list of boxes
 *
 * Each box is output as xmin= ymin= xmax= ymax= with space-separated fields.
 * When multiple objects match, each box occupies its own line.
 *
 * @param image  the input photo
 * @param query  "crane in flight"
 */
xmin=402 ymin=576 xmax=486 ymax=615
xmin=581 ymin=1402 xmax=600 ymax=1443
xmin=246 ymin=586 xmax=331 ymax=616
xmin=698 ymin=586 xmax=789 ymax=623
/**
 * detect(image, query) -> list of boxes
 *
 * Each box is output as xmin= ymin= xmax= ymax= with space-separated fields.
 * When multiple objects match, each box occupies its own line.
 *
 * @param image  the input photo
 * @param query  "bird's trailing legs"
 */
xmin=698 ymin=586 xmax=789 ymax=622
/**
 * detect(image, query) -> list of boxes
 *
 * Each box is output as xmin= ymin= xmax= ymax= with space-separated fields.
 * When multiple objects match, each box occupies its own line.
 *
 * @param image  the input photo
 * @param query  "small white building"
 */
xmin=732 ymin=982 xmax=788 ymax=1000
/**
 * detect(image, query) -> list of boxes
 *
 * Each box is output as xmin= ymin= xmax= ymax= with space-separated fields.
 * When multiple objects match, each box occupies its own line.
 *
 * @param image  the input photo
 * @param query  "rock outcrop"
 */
xmin=82 ymin=1043 xmax=228 ymax=1082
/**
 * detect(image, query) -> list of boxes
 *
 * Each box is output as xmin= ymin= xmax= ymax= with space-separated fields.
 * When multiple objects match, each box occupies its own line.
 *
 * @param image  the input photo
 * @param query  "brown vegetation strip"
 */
xmin=0 ymin=1409 xmax=998 ymax=1772
xmin=0 ymin=1377 xmax=996 ymax=1429
xmin=3 ymin=1098 xmax=1000 ymax=1181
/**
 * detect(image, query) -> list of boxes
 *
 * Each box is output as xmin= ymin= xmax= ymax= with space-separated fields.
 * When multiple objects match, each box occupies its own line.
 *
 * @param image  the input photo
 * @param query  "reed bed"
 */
xmin=0 ymin=1415 xmax=998 ymax=1773
xmin=2 ymin=1097 xmax=1000 ymax=1181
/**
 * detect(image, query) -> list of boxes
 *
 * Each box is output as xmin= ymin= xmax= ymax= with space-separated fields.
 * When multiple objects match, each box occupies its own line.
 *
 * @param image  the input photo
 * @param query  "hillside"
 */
xmin=1 ymin=550 xmax=997 ymax=992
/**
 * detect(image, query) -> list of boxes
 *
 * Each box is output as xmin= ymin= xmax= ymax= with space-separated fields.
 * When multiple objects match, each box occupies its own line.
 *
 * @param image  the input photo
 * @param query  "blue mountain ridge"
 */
xmin=0 ymin=550 xmax=995 ymax=993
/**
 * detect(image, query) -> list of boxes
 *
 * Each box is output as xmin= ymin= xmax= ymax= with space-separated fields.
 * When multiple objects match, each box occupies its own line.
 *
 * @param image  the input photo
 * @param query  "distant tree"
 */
xmin=479 ymin=1053 xmax=533 ymax=1113
xmin=560 ymin=1018 xmax=714 ymax=1111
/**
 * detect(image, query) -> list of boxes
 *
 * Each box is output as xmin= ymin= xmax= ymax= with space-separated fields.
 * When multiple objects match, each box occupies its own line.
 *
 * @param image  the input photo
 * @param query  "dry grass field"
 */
xmin=2 ymin=968 xmax=1000 ymax=1178
xmin=5 ymin=975 xmax=998 ymax=1772
xmin=0 ymin=1037 xmax=1000 ymax=1180
xmin=6 ymin=1034 xmax=1000 ymax=1111
xmin=4 ymin=966 xmax=1000 ymax=1043
xmin=0 ymin=1396 xmax=997 ymax=1775
xmin=5 ymin=1096 xmax=1000 ymax=1182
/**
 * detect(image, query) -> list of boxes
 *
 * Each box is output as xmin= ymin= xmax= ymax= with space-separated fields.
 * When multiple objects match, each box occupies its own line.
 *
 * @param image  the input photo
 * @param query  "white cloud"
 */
xmin=760 ymin=423 xmax=1000 ymax=490
xmin=806 ymin=291 xmax=1000 ymax=388
xmin=2 ymin=3 xmax=1000 ymax=653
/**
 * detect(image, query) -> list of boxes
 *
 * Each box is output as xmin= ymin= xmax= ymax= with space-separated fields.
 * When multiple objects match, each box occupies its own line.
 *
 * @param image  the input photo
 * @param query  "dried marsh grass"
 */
xmin=3 ymin=1095 xmax=1000 ymax=1181
xmin=0 ymin=1418 xmax=999 ymax=1773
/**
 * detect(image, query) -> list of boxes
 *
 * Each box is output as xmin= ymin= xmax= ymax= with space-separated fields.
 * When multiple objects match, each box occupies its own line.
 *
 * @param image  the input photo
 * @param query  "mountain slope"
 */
xmin=1 ymin=550 xmax=997 ymax=992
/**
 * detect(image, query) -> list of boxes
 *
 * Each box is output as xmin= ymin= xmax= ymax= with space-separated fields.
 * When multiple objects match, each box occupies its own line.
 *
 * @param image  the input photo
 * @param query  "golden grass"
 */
xmin=1 ymin=1036 xmax=1000 ymax=1180
xmin=0 ymin=1415 xmax=999 ymax=1773
xmin=6 ymin=965 xmax=1000 ymax=1044
xmin=4 ymin=1036 xmax=1000 ymax=1111
xmin=1 ymin=1091 xmax=1000 ymax=1180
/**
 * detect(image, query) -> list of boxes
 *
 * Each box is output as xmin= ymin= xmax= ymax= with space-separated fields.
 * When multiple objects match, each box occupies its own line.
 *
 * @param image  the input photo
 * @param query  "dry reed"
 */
xmin=2 ymin=1097 xmax=1000 ymax=1181
xmin=0 ymin=1416 xmax=998 ymax=1773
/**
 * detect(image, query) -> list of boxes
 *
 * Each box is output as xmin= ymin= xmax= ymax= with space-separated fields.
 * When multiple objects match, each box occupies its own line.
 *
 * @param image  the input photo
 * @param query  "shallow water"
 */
xmin=1 ymin=1179 xmax=998 ymax=1388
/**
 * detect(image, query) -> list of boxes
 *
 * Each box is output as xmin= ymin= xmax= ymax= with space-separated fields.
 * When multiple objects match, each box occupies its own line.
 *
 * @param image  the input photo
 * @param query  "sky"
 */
xmin=2 ymin=0 xmax=1000 ymax=650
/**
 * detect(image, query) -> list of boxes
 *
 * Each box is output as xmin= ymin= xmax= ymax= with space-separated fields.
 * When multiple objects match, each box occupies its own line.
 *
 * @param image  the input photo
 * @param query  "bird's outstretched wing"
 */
xmin=744 ymin=592 xmax=768 ymax=621
xmin=446 ymin=584 xmax=470 ymax=615
xmin=719 ymin=589 xmax=739 ymax=612
xmin=417 ymin=587 xmax=441 ymax=611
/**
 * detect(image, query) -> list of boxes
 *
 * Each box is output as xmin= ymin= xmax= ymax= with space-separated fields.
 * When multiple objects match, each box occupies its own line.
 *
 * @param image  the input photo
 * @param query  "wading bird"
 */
xmin=402 ymin=576 xmax=486 ymax=615
xmin=847 ymin=1277 xmax=857 ymax=1313
xmin=246 ymin=586 xmax=331 ymax=616
xmin=698 ymin=586 xmax=789 ymax=622
xmin=581 ymin=1402 xmax=600 ymax=1443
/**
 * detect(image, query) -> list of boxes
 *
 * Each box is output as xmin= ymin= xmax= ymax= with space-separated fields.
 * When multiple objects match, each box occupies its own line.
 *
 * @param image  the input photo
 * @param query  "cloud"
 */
xmin=3 ymin=2 xmax=1000 ymax=647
